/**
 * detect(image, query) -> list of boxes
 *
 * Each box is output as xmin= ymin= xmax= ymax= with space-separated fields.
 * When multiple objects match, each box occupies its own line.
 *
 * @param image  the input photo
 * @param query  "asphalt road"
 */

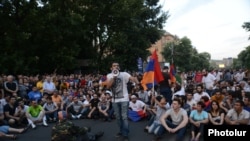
xmin=2 ymin=118 xmax=204 ymax=141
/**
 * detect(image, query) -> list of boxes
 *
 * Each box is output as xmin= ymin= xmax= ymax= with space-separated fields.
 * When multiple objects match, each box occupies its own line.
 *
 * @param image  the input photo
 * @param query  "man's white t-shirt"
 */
xmin=129 ymin=100 xmax=145 ymax=111
xmin=202 ymin=73 xmax=216 ymax=90
xmin=193 ymin=92 xmax=210 ymax=103
xmin=107 ymin=72 xmax=131 ymax=103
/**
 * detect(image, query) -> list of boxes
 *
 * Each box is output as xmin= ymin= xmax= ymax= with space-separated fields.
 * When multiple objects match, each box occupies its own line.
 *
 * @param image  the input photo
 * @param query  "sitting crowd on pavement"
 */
xmin=0 ymin=68 xmax=249 ymax=141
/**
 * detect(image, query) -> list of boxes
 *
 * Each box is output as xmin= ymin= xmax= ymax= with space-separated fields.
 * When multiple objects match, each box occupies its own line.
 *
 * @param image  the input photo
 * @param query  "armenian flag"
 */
xmin=169 ymin=64 xmax=176 ymax=83
xmin=141 ymin=50 xmax=164 ymax=90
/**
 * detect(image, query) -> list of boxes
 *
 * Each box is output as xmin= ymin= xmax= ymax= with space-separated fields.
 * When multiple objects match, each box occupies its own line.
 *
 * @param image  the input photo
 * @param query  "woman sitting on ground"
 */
xmin=208 ymin=100 xmax=225 ymax=125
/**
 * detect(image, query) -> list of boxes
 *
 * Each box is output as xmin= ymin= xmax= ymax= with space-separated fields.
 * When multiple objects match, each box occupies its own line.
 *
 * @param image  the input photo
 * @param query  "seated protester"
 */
xmin=128 ymin=95 xmax=147 ymax=122
xmin=51 ymin=111 xmax=104 ymax=141
xmin=97 ymin=94 xmax=111 ymax=121
xmin=186 ymin=91 xmax=197 ymax=110
xmin=219 ymin=90 xmax=238 ymax=113
xmin=178 ymin=95 xmax=191 ymax=115
xmin=51 ymin=90 xmax=63 ymax=110
xmin=172 ymin=74 xmax=185 ymax=100
xmin=63 ymin=95 xmax=73 ymax=111
xmin=0 ymin=98 xmax=5 ymax=125
xmin=26 ymin=100 xmax=48 ymax=129
xmin=79 ymin=95 xmax=85 ymax=102
xmin=148 ymin=88 xmax=158 ymax=106
xmin=200 ymin=96 xmax=211 ymax=111
xmin=43 ymin=76 xmax=56 ymax=96
xmin=105 ymin=90 xmax=114 ymax=120
xmin=189 ymin=101 xmax=209 ymax=141
xmin=87 ymin=93 xmax=100 ymax=119
xmin=208 ymin=100 xmax=225 ymax=125
xmin=243 ymin=95 xmax=250 ymax=112
xmin=210 ymin=89 xmax=224 ymax=104
xmin=43 ymin=96 xmax=58 ymax=122
xmin=193 ymin=85 xmax=210 ymax=103
xmin=66 ymin=96 xmax=83 ymax=119
xmin=4 ymin=96 xmax=19 ymax=127
xmin=153 ymin=98 xmax=188 ymax=141
xmin=14 ymin=99 xmax=29 ymax=126
xmin=224 ymin=100 xmax=250 ymax=125
xmin=80 ymin=94 xmax=91 ymax=118
xmin=27 ymin=86 xmax=43 ymax=102
xmin=137 ymin=87 xmax=150 ymax=105
xmin=40 ymin=93 xmax=49 ymax=106
xmin=145 ymin=96 xmax=169 ymax=135
xmin=0 ymin=125 xmax=28 ymax=140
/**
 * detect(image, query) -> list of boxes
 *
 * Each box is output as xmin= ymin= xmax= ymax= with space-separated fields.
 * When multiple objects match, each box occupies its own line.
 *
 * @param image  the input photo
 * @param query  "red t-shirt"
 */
xmin=195 ymin=73 xmax=203 ymax=83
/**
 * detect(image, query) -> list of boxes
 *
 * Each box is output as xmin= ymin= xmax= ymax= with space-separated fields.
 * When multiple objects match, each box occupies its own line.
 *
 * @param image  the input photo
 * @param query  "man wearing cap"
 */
xmin=51 ymin=111 xmax=104 ymax=141
xmin=128 ymin=95 xmax=147 ymax=122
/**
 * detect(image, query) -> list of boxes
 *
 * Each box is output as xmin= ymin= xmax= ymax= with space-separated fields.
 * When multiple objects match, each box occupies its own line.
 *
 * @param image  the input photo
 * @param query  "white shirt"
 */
xmin=193 ymin=92 xmax=210 ymax=103
xmin=107 ymin=72 xmax=131 ymax=103
xmin=129 ymin=100 xmax=145 ymax=111
xmin=202 ymin=73 xmax=216 ymax=90
xmin=172 ymin=87 xmax=185 ymax=100
xmin=43 ymin=81 xmax=56 ymax=92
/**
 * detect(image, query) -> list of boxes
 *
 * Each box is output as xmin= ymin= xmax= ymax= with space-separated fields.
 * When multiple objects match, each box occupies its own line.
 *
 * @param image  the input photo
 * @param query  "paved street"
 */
xmin=2 ymin=119 xmax=203 ymax=141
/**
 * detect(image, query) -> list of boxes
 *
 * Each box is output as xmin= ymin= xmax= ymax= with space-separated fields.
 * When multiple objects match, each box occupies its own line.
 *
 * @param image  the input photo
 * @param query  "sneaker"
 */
xmin=115 ymin=132 xmax=122 ymax=138
xmin=76 ymin=114 xmax=82 ymax=119
xmin=71 ymin=115 xmax=76 ymax=119
xmin=43 ymin=121 xmax=48 ymax=127
xmin=31 ymin=123 xmax=36 ymax=129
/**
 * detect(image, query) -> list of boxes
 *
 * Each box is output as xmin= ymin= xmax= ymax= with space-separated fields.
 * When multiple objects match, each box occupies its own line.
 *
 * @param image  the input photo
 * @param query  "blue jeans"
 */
xmin=108 ymin=108 xmax=114 ymax=119
xmin=0 ymin=125 xmax=9 ymax=133
xmin=81 ymin=107 xmax=90 ymax=115
xmin=45 ymin=111 xmax=58 ymax=120
xmin=113 ymin=101 xmax=129 ymax=137
xmin=160 ymin=88 xmax=172 ymax=105
xmin=156 ymin=120 xmax=186 ymax=141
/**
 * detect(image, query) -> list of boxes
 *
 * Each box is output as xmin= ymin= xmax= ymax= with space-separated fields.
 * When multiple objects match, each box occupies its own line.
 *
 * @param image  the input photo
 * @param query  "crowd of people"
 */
xmin=0 ymin=64 xmax=250 ymax=141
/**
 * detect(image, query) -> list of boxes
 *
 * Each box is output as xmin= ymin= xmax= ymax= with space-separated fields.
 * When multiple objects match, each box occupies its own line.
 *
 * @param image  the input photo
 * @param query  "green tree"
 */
xmin=242 ymin=21 xmax=250 ymax=39
xmin=0 ymin=0 xmax=168 ymax=74
xmin=162 ymin=36 xmax=210 ymax=71
xmin=237 ymin=21 xmax=250 ymax=69
xmin=0 ymin=0 xmax=42 ymax=74
xmin=81 ymin=0 xmax=169 ymax=72
xmin=238 ymin=46 xmax=250 ymax=69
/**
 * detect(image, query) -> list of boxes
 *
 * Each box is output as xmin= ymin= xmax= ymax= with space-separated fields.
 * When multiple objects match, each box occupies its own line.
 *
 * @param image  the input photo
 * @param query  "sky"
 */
xmin=159 ymin=0 xmax=250 ymax=60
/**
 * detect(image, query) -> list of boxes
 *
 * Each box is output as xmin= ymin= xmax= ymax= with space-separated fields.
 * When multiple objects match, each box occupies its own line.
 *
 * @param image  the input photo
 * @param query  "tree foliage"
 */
xmin=237 ymin=21 xmax=250 ymax=69
xmin=0 ymin=0 xmax=168 ymax=74
xmin=242 ymin=21 xmax=250 ymax=39
xmin=161 ymin=36 xmax=210 ymax=71
xmin=238 ymin=45 xmax=250 ymax=69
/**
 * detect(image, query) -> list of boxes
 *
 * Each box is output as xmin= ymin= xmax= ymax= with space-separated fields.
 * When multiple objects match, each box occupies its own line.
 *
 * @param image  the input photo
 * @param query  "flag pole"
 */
xmin=152 ymin=48 xmax=157 ymax=94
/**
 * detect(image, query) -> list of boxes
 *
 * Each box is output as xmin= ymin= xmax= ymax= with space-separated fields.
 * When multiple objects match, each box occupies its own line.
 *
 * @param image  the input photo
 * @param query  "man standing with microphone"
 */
xmin=106 ymin=62 xmax=139 ymax=141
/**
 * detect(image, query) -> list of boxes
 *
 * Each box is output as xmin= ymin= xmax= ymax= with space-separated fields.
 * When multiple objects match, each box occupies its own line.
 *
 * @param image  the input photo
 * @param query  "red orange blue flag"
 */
xmin=141 ymin=50 xmax=164 ymax=90
xmin=169 ymin=64 xmax=176 ymax=83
